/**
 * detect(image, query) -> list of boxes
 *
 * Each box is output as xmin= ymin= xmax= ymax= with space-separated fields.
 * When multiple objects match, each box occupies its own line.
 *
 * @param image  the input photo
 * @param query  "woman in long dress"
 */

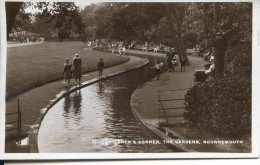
xmin=72 ymin=54 xmax=82 ymax=86
xmin=166 ymin=50 xmax=173 ymax=72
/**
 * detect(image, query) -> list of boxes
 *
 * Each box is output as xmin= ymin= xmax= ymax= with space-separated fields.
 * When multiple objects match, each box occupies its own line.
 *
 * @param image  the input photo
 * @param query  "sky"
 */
xmin=24 ymin=1 xmax=94 ymax=14
xmin=75 ymin=1 xmax=93 ymax=9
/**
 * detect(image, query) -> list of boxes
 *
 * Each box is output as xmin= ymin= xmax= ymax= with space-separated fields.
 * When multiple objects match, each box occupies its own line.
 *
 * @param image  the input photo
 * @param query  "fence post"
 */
xmin=158 ymin=95 xmax=169 ymax=126
xmin=17 ymin=98 xmax=21 ymax=135
xmin=158 ymin=89 xmax=160 ymax=127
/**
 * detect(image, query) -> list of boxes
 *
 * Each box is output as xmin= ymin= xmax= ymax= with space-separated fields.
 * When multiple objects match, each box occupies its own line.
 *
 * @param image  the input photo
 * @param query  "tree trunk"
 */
xmin=213 ymin=2 xmax=224 ymax=75
xmin=214 ymin=3 xmax=221 ymax=28
xmin=164 ymin=4 xmax=186 ymax=62
xmin=5 ymin=2 xmax=23 ymax=40
xmin=214 ymin=39 xmax=226 ymax=75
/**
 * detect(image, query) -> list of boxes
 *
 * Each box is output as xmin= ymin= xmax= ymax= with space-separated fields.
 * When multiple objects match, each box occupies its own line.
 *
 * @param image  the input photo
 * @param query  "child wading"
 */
xmin=98 ymin=58 xmax=104 ymax=77
xmin=63 ymin=58 xmax=72 ymax=87
xmin=151 ymin=61 xmax=163 ymax=80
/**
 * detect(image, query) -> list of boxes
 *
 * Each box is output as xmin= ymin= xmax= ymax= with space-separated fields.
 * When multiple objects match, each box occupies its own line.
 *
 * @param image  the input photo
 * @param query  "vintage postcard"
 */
xmin=0 ymin=0 xmax=259 ymax=160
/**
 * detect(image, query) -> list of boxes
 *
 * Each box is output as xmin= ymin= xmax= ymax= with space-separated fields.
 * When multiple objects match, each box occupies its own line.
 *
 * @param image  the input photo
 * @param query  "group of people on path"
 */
xmin=111 ymin=41 xmax=126 ymax=55
xmin=152 ymin=48 xmax=187 ymax=80
xmin=63 ymin=54 xmax=105 ymax=87
xmin=166 ymin=48 xmax=187 ymax=72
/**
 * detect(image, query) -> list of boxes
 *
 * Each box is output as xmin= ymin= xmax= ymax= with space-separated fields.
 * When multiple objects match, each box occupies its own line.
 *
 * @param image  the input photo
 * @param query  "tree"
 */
xmin=81 ymin=3 xmax=97 ymax=40
xmin=30 ymin=16 xmax=56 ymax=37
xmin=186 ymin=2 xmax=252 ymax=75
xmin=184 ymin=2 xmax=252 ymax=136
xmin=164 ymin=3 xmax=186 ymax=58
xmin=37 ymin=2 xmax=85 ymax=41
xmin=6 ymin=2 xmax=85 ymax=41
xmin=81 ymin=3 xmax=187 ymax=60
xmin=5 ymin=2 xmax=23 ymax=40
xmin=12 ymin=4 xmax=32 ymax=34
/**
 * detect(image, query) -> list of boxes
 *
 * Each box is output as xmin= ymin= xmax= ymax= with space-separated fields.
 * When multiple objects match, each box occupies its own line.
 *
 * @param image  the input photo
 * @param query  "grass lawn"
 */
xmin=6 ymin=41 xmax=128 ymax=98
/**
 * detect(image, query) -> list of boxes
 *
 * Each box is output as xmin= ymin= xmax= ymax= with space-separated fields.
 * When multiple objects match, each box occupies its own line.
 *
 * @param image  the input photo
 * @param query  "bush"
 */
xmin=184 ymin=75 xmax=251 ymax=136
xmin=183 ymin=31 xmax=198 ymax=48
xmin=184 ymin=43 xmax=251 ymax=137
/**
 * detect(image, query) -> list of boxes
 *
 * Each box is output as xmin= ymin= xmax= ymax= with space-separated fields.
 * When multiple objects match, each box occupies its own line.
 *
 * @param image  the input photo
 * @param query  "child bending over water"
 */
xmin=151 ymin=61 xmax=163 ymax=80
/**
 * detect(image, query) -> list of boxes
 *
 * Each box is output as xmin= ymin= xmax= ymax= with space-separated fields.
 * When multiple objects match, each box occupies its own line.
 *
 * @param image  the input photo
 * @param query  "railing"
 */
xmin=5 ymin=98 xmax=22 ymax=134
xmin=158 ymin=88 xmax=190 ymax=127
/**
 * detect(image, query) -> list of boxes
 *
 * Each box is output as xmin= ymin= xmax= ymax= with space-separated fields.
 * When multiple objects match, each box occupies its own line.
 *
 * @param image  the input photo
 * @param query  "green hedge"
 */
xmin=184 ymin=76 xmax=251 ymax=136
xmin=184 ymin=44 xmax=251 ymax=137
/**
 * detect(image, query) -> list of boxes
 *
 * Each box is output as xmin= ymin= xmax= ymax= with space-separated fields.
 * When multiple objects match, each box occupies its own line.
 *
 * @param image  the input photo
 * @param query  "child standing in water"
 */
xmin=151 ymin=60 xmax=163 ymax=80
xmin=97 ymin=58 xmax=104 ymax=77
xmin=63 ymin=58 xmax=72 ymax=87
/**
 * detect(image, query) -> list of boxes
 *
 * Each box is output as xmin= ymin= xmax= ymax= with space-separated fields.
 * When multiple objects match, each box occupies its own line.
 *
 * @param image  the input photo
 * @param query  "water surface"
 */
xmin=38 ymin=55 xmax=173 ymax=152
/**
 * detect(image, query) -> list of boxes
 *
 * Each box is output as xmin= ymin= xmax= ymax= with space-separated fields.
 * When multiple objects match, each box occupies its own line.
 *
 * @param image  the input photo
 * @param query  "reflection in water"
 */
xmin=63 ymin=95 xmax=71 ymax=128
xmin=38 ymin=56 xmax=172 ymax=153
xmin=98 ymin=81 xmax=104 ymax=94
xmin=72 ymin=90 xmax=82 ymax=125
xmin=63 ymin=90 xmax=82 ymax=128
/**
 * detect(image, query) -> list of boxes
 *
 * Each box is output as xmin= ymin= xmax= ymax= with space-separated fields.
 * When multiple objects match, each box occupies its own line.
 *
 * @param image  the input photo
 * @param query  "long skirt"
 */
xmin=74 ymin=67 xmax=82 ymax=79
xmin=168 ymin=61 xmax=173 ymax=69
xmin=64 ymin=71 xmax=72 ymax=79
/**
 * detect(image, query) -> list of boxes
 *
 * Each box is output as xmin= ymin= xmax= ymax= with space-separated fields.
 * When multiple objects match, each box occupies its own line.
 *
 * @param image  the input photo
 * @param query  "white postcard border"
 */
xmin=0 ymin=0 xmax=259 ymax=160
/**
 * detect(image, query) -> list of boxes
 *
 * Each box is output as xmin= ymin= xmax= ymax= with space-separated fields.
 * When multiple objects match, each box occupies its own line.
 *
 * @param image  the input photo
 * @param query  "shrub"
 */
xmin=184 ymin=42 xmax=251 ymax=137
xmin=184 ymin=75 xmax=251 ymax=136
xmin=183 ymin=31 xmax=198 ymax=48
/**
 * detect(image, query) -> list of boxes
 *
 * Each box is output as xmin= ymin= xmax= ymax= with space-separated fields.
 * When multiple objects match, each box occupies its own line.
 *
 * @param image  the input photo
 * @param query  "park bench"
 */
xmin=193 ymin=64 xmax=211 ymax=84
xmin=186 ymin=49 xmax=194 ymax=55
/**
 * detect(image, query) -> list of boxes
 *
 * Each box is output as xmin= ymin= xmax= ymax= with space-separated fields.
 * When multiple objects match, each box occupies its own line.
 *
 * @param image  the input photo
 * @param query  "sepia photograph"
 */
xmin=0 ymin=0 xmax=259 ymax=159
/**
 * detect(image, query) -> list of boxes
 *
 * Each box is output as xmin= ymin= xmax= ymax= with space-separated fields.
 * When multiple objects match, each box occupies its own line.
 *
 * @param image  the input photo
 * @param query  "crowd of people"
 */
xmin=141 ymin=42 xmax=175 ymax=54
xmin=153 ymin=44 xmax=173 ymax=54
xmin=86 ymin=40 xmax=129 ymax=55
xmin=63 ymin=40 xmax=212 ymax=86
xmin=10 ymin=36 xmax=45 ymax=43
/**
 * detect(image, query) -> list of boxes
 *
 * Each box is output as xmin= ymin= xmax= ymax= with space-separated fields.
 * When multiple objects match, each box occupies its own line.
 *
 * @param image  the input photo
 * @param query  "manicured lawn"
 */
xmin=6 ymin=41 xmax=128 ymax=98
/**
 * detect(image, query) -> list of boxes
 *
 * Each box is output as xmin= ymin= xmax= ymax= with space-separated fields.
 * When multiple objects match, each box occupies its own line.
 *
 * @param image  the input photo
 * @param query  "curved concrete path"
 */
xmin=131 ymin=55 xmax=250 ymax=152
